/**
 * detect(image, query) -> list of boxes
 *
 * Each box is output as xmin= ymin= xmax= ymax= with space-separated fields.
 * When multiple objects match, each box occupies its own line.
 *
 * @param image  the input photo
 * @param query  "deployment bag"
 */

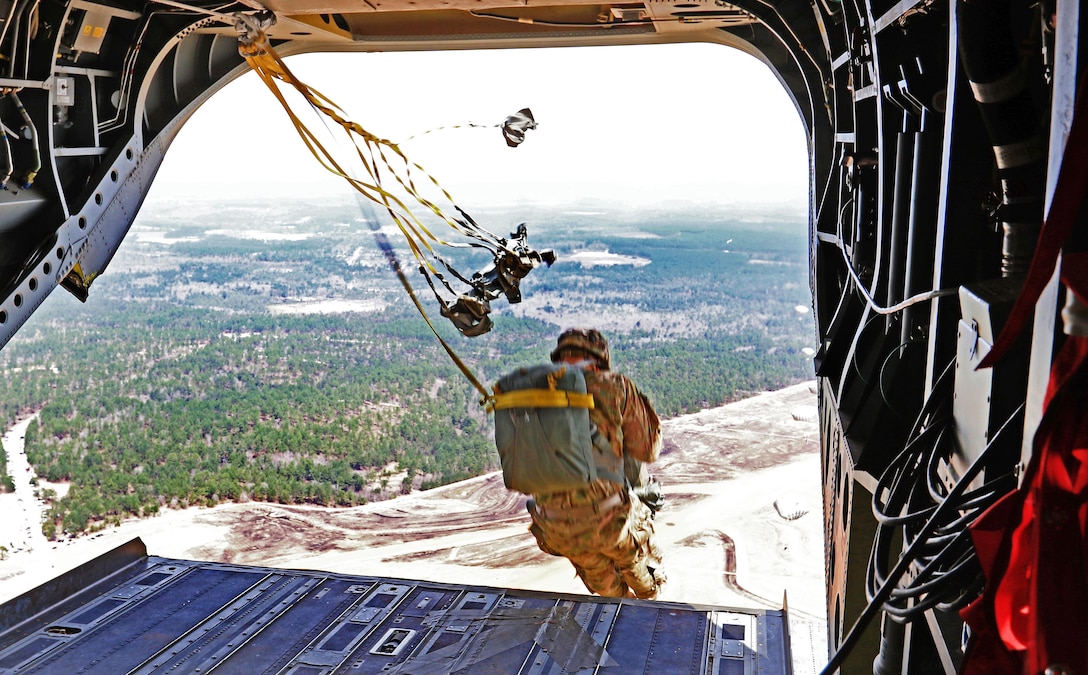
xmin=492 ymin=363 xmax=609 ymax=495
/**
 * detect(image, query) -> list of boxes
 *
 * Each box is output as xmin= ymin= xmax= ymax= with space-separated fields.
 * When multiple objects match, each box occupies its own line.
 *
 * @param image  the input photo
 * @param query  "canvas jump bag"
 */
xmin=491 ymin=363 xmax=622 ymax=495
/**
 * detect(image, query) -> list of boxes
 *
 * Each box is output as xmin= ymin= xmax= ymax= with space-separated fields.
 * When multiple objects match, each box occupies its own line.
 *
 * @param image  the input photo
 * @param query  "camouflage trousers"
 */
xmin=528 ymin=480 xmax=666 ymax=600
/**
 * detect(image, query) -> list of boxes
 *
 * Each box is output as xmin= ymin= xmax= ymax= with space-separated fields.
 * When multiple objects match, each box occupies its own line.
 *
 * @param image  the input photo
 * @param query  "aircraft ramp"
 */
xmin=0 ymin=538 xmax=794 ymax=674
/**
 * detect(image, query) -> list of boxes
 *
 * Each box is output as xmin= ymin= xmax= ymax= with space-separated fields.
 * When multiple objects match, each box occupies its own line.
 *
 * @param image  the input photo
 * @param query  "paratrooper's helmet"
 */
xmin=550 ymin=328 xmax=610 ymax=370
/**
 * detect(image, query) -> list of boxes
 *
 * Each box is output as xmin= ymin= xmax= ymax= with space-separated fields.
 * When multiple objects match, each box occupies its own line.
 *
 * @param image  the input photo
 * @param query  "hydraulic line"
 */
xmin=101 ymin=3 xmax=234 ymax=133
xmin=148 ymin=0 xmax=235 ymax=21
xmin=0 ymin=96 xmax=13 ymax=188
xmin=6 ymin=0 xmax=38 ymax=80
xmin=9 ymin=91 xmax=39 ymax=188
xmin=885 ymin=130 xmax=916 ymax=321
xmin=0 ymin=129 xmax=12 ymax=188
xmin=17 ymin=0 xmax=37 ymax=80
xmin=0 ymin=0 xmax=31 ymax=78
xmin=0 ymin=0 xmax=19 ymax=57
xmin=900 ymin=111 xmax=942 ymax=344
xmin=468 ymin=10 xmax=670 ymax=27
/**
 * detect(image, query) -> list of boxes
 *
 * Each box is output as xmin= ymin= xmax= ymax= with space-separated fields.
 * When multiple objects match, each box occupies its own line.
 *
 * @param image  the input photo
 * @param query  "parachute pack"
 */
xmin=491 ymin=363 xmax=623 ymax=496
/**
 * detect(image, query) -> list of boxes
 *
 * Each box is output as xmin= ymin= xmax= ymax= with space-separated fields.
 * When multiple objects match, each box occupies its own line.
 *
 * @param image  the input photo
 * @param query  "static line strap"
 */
xmin=241 ymin=35 xmax=512 ymax=279
xmin=401 ymin=123 xmax=496 ymax=143
xmin=247 ymin=41 xmax=540 ymax=311
xmin=361 ymin=202 xmax=493 ymax=402
xmin=238 ymin=31 xmax=499 ymax=404
xmin=242 ymin=38 xmax=474 ymax=285
xmin=489 ymin=389 xmax=596 ymax=411
xmin=147 ymin=0 xmax=235 ymax=21
xmin=247 ymin=56 xmax=443 ymax=264
xmin=244 ymin=56 xmax=434 ymax=264
xmin=398 ymin=272 xmax=493 ymax=403
xmin=252 ymin=40 xmax=505 ymax=250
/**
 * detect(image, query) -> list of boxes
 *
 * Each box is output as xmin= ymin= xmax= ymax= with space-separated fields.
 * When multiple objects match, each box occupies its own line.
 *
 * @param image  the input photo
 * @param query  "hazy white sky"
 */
xmin=150 ymin=42 xmax=808 ymax=210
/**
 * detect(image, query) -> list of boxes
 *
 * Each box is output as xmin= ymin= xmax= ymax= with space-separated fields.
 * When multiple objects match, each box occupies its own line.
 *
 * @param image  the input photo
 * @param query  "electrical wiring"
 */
xmin=819 ymin=355 xmax=1025 ymax=674
xmin=847 ymin=312 xmax=891 ymax=387
xmin=1 ymin=0 xmax=32 ymax=78
xmin=835 ymin=197 xmax=958 ymax=315
xmin=877 ymin=337 xmax=924 ymax=420
xmin=867 ymin=368 xmax=1019 ymax=625
xmin=469 ymin=7 xmax=756 ymax=29
xmin=99 ymin=1 xmax=239 ymax=133
xmin=468 ymin=10 xmax=672 ymax=28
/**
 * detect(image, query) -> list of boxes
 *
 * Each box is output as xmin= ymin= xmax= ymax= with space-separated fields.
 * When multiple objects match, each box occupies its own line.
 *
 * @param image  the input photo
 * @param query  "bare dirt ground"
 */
xmin=0 ymin=382 xmax=827 ymax=669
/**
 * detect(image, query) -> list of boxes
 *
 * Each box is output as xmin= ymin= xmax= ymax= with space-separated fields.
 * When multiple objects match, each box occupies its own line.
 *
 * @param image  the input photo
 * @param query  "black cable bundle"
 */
xmin=821 ymin=361 xmax=1025 ymax=674
xmin=867 ymin=361 xmax=1019 ymax=622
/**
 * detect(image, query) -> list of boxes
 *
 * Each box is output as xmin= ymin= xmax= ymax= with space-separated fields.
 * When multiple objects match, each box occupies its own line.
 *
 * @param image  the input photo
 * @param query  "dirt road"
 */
xmin=0 ymin=414 xmax=47 ymax=560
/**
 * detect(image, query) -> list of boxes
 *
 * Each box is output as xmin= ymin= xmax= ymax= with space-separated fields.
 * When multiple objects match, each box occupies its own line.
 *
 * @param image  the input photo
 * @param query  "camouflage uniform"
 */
xmin=528 ymin=367 xmax=666 ymax=599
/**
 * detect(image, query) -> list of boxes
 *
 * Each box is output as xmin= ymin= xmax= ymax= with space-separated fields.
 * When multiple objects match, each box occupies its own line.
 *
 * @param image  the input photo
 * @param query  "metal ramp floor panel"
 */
xmin=0 ymin=538 xmax=794 ymax=674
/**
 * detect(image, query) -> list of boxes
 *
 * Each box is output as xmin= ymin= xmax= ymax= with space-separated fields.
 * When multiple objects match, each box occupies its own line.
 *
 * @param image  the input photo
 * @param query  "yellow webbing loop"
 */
xmin=489 ymin=389 xmax=595 ymax=411
xmin=546 ymin=366 xmax=565 ymax=390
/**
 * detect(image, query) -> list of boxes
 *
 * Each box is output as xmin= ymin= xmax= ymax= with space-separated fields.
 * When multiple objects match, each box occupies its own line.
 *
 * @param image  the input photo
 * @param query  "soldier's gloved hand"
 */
xmin=633 ymin=478 xmax=665 ymax=515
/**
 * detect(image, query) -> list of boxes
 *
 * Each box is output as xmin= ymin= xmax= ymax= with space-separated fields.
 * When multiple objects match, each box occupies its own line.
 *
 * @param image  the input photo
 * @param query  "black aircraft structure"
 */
xmin=0 ymin=1 xmax=1085 ymax=673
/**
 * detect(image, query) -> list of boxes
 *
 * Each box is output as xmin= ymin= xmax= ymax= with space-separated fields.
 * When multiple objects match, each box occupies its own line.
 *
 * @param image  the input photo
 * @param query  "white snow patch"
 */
xmin=748 ymin=259 xmax=798 ymax=266
xmin=130 ymin=229 xmax=200 ymax=245
xmin=206 ymin=229 xmax=313 ymax=242
xmin=565 ymin=250 xmax=650 ymax=268
xmin=267 ymin=299 xmax=386 ymax=315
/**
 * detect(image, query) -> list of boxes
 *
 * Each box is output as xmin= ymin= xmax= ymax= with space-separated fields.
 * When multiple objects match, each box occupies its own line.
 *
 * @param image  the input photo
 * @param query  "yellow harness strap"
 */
xmin=490 ymin=389 xmax=595 ymax=411
xmin=238 ymin=29 xmax=501 ymax=404
xmin=488 ymin=366 xmax=595 ymax=411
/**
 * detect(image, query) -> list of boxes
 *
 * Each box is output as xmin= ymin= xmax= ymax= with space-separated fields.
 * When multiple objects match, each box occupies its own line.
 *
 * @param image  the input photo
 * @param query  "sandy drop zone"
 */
xmin=0 ymin=382 xmax=827 ymax=666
